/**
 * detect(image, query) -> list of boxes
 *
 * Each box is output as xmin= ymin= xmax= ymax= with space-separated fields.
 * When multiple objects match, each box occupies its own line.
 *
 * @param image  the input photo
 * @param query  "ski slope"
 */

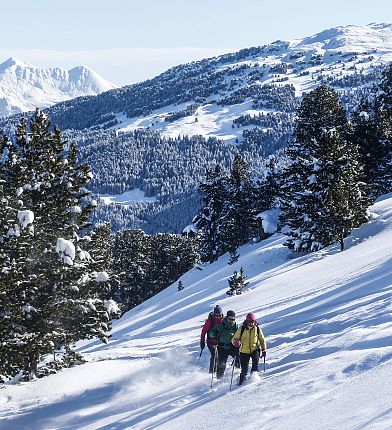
xmin=1 ymin=195 xmax=392 ymax=430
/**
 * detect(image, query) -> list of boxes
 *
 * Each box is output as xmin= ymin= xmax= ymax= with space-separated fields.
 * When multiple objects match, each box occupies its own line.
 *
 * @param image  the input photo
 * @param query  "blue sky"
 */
xmin=0 ymin=0 xmax=391 ymax=85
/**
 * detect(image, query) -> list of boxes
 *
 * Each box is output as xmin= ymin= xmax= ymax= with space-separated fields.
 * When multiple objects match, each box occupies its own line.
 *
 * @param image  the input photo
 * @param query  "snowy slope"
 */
xmin=2 ymin=195 xmax=392 ymax=429
xmin=114 ymin=23 xmax=392 ymax=143
xmin=0 ymin=57 xmax=117 ymax=117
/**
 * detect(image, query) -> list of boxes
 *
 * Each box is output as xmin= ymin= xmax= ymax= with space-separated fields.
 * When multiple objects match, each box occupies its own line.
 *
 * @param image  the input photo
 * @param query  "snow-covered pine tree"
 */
xmin=350 ymin=99 xmax=384 ymax=199
xmin=226 ymin=267 xmax=249 ymax=295
xmin=220 ymin=154 xmax=259 ymax=256
xmin=253 ymin=155 xmax=282 ymax=239
xmin=149 ymin=233 xmax=198 ymax=298
xmin=0 ymin=110 xmax=119 ymax=381
xmin=193 ymin=164 xmax=228 ymax=263
xmin=0 ymin=125 xmax=41 ymax=380
xmin=374 ymin=63 xmax=392 ymax=192
xmin=112 ymin=229 xmax=198 ymax=312
xmin=112 ymin=229 xmax=151 ymax=310
xmin=280 ymin=85 xmax=369 ymax=252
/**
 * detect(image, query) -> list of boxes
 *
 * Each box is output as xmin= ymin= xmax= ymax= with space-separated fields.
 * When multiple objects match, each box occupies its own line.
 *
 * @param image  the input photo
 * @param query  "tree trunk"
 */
xmin=339 ymin=233 xmax=345 ymax=251
xmin=29 ymin=357 xmax=38 ymax=380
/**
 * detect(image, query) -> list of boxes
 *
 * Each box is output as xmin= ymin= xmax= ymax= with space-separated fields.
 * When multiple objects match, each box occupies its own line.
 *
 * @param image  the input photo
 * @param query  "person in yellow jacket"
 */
xmin=231 ymin=312 xmax=267 ymax=385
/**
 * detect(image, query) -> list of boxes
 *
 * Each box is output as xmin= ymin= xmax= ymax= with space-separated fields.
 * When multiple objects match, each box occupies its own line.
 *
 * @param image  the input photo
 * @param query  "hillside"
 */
xmin=35 ymin=23 xmax=392 ymax=133
xmin=1 ymin=23 xmax=392 ymax=234
xmin=0 ymin=57 xmax=117 ymax=117
xmin=2 ymin=194 xmax=392 ymax=430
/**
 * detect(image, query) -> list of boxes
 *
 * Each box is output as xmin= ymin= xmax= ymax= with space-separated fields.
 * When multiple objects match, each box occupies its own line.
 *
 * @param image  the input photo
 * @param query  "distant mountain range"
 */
xmin=2 ymin=23 xmax=392 ymax=234
xmin=0 ymin=57 xmax=117 ymax=117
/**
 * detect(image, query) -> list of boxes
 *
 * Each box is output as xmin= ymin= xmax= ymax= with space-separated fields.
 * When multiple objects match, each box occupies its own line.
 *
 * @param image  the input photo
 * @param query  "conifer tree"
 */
xmin=350 ymin=100 xmax=383 ymax=199
xmin=226 ymin=267 xmax=249 ymax=295
xmin=280 ymin=85 xmax=369 ymax=252
xmin=111 ymin=229 xmax=198 ymax=312
xmin=193 ymin=164 xmax=228 ymax=263
xmin=253 ymin=156 xmax=282 ymax=238
xmin=374 ymin=63 xmax=392 ymax=192
xmin=221 ymin=154 xmax=259 ymax=256
xmin=0 ymin=110 xmax=119 ymax=381
xmin=112 ymin=229 xmax=150 ymax=310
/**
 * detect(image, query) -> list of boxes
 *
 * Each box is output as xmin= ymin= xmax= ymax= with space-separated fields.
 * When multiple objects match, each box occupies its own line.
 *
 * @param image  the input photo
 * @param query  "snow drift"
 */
xmin=1 ymin=195 xmax=392 ymax=429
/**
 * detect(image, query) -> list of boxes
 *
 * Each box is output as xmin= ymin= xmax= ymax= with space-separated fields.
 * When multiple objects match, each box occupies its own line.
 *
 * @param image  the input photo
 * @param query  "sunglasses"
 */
xmin=228 ymin=317 xmax=235 ymax=321
xmin=246 ymin=321 xmax=254 ymax=325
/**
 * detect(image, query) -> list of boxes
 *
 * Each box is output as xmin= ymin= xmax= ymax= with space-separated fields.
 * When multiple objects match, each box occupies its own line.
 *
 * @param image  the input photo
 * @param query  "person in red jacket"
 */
xmin=200 ymin=305 xmax=224 ymax=373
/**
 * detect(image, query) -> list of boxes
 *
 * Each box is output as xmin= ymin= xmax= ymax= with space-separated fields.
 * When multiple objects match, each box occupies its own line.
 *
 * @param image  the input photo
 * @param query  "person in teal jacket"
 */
xmin=211 ymin=310 xmax=240 ymax=379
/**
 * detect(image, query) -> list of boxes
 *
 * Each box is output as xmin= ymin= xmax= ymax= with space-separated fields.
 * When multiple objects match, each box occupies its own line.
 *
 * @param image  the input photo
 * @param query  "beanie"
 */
xmin=227 ymin=310 xmax=235 ymax=318
xmin=213 ymin=305 xmax=223 ymax=315
xmin=246 ymin=312 xmax=256 ymax=322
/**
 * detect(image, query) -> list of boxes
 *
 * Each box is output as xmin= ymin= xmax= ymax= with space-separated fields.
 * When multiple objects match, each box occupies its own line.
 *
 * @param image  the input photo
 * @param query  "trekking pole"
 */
xmin=210 ymin=346 xmax=218 ymax=388
xmin=263 ymin=355 xmax=266 ymax=372
xmin=197 ymin=348 xmax=203 ymax=365
xmin=230 ymin=350 xmax=239 ymax=391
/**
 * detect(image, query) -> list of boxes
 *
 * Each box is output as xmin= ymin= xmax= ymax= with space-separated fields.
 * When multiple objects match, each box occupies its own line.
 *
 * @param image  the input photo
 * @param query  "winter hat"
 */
xmin=246 ymin=312 xmax=256 ymax=322
xmin=213 ymin=305 xmax=223 ymax=315
xmin=227 ymin=310 xmax=235 ymax=318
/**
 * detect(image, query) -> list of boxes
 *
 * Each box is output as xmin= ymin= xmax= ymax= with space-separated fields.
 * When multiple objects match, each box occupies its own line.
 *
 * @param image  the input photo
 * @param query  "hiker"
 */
xmin=211 ymin=309 xmax=240 ymax=379
xmin=231 ymin=312 xmax=267 ymax=385
xmin=200 ymin=305 xmax=224 ymax=373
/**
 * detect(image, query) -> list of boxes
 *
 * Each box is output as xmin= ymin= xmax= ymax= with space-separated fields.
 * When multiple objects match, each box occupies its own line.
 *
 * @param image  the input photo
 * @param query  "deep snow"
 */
xmin=1 ymin=195 xmax=392 ymax=429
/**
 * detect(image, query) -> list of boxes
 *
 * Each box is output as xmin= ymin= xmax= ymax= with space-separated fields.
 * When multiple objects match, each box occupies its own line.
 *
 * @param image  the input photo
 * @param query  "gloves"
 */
xmin=233 ymin=339 xmax=241 ymax=348
xmin=261 ymin=349 xmax=267 ymax=358
xmin=200 ymin=340 xmax=205 ymax=350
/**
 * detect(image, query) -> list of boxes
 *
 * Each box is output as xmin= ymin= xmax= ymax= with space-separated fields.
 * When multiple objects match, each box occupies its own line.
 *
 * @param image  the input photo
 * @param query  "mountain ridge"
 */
xmin=1 ymin=23 xmax=392 ymax=234
xmin=0 ymin=57 xmax=117 ymax=117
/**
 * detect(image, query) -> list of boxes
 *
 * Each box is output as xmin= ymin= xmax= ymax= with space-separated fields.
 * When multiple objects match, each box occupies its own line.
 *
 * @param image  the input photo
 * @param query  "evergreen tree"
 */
xmin=228 ymin=249 xmax=239 ymax=265
xmin=280 ymin=85 xmax=369 ymax=252
xmin=253 ymin=156 xmax=282 ymax=239
xmin=350 ymin=99 xmax=383 ymax=199
xmin=374 ymin=63 xmax=392 ymax=192
xmin=193 ymin=165 xmax=228 ymax=263
xmin=112 ymin=229 xmax=150 ymax=310
xmin=220 ymin=154 xmax=259 ymax=256
xmin=0 ymin=110 xmax=119 ymax=381
xmin=112 ymin=229 xmax=198 ymax=312
xmin=226 ymin=267 xmax=249 ymax=295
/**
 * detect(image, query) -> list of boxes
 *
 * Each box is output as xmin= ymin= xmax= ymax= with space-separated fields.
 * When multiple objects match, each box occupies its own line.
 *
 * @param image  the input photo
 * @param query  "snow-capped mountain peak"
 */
xmin=291 ymin=22 xmax=392 ymax=52
xmin=0 ymin=56 xmax=33 ymax=70
xmin=0 ymin=58 xmax=117 ymax=118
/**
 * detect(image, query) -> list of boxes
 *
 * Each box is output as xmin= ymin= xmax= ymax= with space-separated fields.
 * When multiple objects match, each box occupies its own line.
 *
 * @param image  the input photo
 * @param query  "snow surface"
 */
xmin=99 ymin=188 xmax=157 ymax=207
xmin=2 ymin=194 xmax=392 ymax=429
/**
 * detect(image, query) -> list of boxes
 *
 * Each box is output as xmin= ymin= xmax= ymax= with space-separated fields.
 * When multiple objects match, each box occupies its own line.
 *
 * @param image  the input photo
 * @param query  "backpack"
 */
xmin=206 ymin=312 xmax=221 ymax=339
xmin=239 ymin=321 xmax=261 ymax=340
xmin=217 ymin=318 xmax=238 ymax=344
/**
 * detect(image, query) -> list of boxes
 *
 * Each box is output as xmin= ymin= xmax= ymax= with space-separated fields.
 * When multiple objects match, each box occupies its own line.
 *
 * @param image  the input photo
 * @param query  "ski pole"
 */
xmin=210 ymin=345 xmax=218 ymax=388
xmin=197 ymin=348 xmax=203 ymax=365
xmin=230 ymin=349 xmax=239 ymax=391
xmin=263 ymin=355 xmax=266 ymax=372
